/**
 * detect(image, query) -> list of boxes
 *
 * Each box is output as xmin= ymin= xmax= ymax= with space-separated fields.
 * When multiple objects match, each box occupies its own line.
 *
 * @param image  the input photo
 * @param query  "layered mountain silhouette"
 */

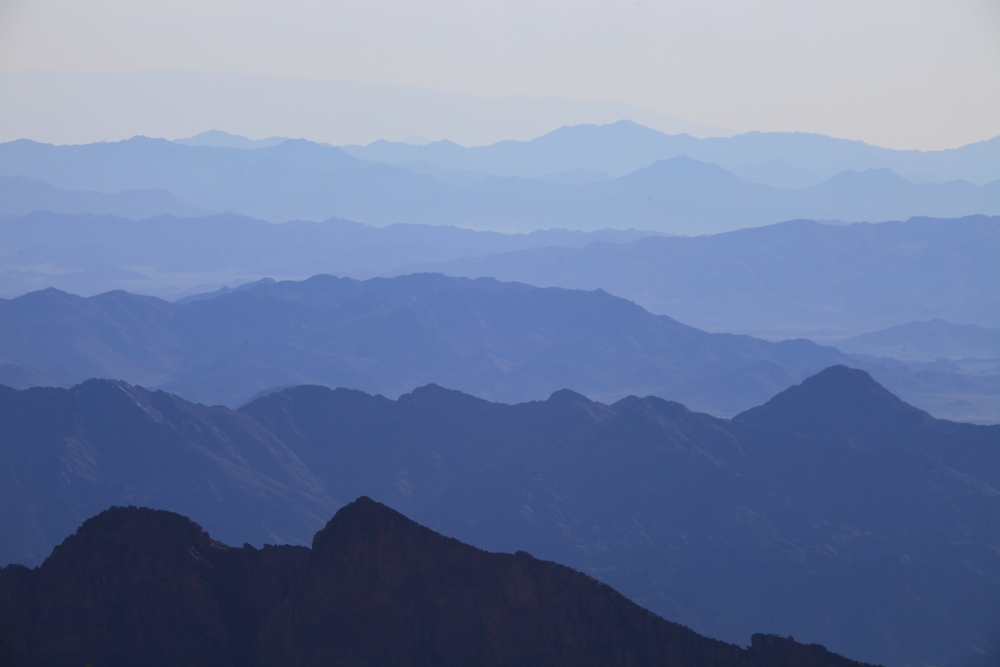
xmin=0 ymin=273 xmax=848 ymax=413
xmin=0 ymin=174 xmax=201 ymax=219
xmin=839 ymin=319 xmax=1000 ymax=361
xmin=0 ymin=500 xmax=874 ymax=667
xmin=0 ymin=210 xmax=660 ymax=298
xmin=1 ymin=366 xmax=997 ymax=666
xmin=406 ymin=215 xmax=1000 ymax=338
xmin=0 ymin=380 xmax=334 ymax=565
xmin=2 ymin=135 xmax=998 ymax=232
xmin=342 ymin=120 xmax=1000 ymax=185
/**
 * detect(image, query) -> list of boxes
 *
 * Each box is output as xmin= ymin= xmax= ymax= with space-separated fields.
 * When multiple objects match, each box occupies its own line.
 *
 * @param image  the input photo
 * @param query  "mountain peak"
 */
xmin=311 ymin=496 xmax=430 ymax=556
xmin=44 ymin=505 xmax=218 ymax=570
xmin=734 ymin=365 xmax=932 ymax=442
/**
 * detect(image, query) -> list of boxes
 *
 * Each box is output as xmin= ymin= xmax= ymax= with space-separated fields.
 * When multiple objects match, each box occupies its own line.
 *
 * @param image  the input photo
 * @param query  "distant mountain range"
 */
xmin=1 ymin=272 xmax=997 ymax=422
xmin=0 ymin=174 xmax=201 ymax=220
xmin=0 ymin=273 xmax=848 ymax=414
xmin=838 ymin=319 xmax=1000 ymax=361
xmin=404 ymin=215 xmax=1000 ymax=339
xmin=0 ymin=501 xmax=871 ymax=667
xmin=0 ymin=211 xmax=661 ymax=299
xmin=2 ymin=211 xmax=998 ymax=340
xmin=1 ymin=367 xmax=996 ymax=666
xmin=2 ymin=125 xmax=999 ymax=232
xmin=342 ymin=120 xmax=1000 ymax=185
xmin=0 ymin=70 xmax=730 ymax=148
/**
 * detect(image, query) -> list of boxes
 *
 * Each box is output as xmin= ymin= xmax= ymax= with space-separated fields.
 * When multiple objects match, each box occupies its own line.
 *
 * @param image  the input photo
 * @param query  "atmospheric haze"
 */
xmin=1 ymin=3 xmax=999 ymax=667
xmin=1 ymin=0 xmax=999 ymax=148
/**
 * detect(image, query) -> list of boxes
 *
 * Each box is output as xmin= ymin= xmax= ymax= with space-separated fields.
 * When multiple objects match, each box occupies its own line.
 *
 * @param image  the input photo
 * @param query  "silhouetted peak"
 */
xmin=545 ymin=388 xmax=593 ymax=406
xmin=11 ymin=286 xmax=76 ymax=304
xmin=402 ymin=383 xmax=489 ymax=407
xmin=774 ymin=365 xmax=901 ymax=405
xmin=734 ymin=365 xmax=931 ymax=438
xmin=44 ymin=505 xmax=219 ymax=569
xmin=310 ymin=496 xmax=431 ymax=556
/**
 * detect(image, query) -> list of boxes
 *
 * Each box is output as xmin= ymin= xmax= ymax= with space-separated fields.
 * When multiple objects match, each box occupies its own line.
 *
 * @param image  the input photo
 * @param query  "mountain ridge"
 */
xmin=1 ymin=367 xmax=997 ymax=665
xmin=0 ymin=500 xmax=874 ymax=667
xmin=0 ymin=273 xmax=850 ymax=414
xmin=3 ymin=134 xmax=999 ymax=231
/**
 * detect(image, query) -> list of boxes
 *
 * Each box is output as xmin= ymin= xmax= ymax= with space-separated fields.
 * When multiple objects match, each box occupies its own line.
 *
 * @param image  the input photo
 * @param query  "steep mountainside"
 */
xmin=0 ymin=500 xmax=873 ymax=667
xmin=0 ymin=273 xmax=846 ymax=413
xmin=240 ymin=367 xmax=1000 ymax=667
xmin=0 ymin=380 xmax=334 ymax=565
xmin=1 ymin=367 xmax=997 ymax=666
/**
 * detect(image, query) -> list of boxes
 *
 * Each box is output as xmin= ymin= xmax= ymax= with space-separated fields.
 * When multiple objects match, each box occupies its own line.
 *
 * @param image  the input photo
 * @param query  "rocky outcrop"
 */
xmin=0 ymin=499 xmax=876 ymax=667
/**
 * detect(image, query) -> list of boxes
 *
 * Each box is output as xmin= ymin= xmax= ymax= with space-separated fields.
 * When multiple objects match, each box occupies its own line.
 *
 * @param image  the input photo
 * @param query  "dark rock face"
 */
xmin=0 ymin=500 xmax=874 ymax=667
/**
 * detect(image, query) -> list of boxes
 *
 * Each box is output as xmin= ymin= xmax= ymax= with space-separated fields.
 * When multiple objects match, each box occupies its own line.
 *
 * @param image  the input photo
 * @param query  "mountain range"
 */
xmin=2 ymin=128 xmax=999 ymax=233
xmin=3 ymin=211 xmax=998 ymax=339
xmin=0 ymin=210 xmax=660 ymax=299
xmin=0 ymin=174 xmax=201 ymax=220
xmin=838 ymin=319 xmax=1000 ymax=362
xmin=403 ymin=215 xmax=1000 ymax=339
xmin=0 ymin=500 xmax=872 ymax=667
xmin=0 ymin=273 xmax=848 ymax=414
xmin=2 ymin=271 xmax=996 ymax=421
xmin=1 ymin=367 xmax=997 ymax=666
xmin=341 ymin=120 xmax=1000 ymax=186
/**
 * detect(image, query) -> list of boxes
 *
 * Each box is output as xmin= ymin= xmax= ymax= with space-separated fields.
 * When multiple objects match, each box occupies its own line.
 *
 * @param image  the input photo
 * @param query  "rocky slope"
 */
xmin=0 ymin=499 xmax=874 ymax=667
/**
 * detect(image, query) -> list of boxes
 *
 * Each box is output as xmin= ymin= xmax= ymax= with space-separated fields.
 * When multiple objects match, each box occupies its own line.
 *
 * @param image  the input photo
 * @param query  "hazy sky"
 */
xmin=1 ymin=0 xmax=999 ymax=149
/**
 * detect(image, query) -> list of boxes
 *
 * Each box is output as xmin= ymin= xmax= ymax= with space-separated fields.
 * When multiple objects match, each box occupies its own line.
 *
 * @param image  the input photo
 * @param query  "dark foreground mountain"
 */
xmin=1 ymin=367 xmax=997 ymax=666
xmin=0 ymin=500 xmax=872 ymax=667
xmin=0 ymin=273 xmax=846 ymax=414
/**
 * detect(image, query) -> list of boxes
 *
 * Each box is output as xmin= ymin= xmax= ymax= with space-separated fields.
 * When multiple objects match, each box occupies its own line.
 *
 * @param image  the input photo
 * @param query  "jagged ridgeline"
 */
xmin=0 ymin=366 xmax=998 ymax=666
xmin=0 ymin=499 xmax=873 ymax=667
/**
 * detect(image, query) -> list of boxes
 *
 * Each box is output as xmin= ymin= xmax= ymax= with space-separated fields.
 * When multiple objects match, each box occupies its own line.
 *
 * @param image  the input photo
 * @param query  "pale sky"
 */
xmin=1 ymin=0 xmax=999 ymax=149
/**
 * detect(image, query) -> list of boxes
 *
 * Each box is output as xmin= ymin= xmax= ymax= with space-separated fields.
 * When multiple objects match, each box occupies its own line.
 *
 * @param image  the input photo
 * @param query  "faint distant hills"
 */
xmin=838 ymin=319 xmax=1000 ymax=362
xmin=1 ymin=367 xmax=997 ymax=666
xmin=405 ymin=215 xmax=1000 ymax=339
xmin=174 ymin=129 xmax=290 ymax=149
xmin=0 ymin=70 xmax=730 ymax=147
xmin=4 ymin=212 xmax=997 ymax=341
xmin=0 ymin=174 xmax=202 ymax=219
xmin=343 ymin=119 xmax=1000 ymax=185
xmin=2 ymin=122 xmax=999 ymax=232
xmin=0 ymin=211 xmax=661 ymax=299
